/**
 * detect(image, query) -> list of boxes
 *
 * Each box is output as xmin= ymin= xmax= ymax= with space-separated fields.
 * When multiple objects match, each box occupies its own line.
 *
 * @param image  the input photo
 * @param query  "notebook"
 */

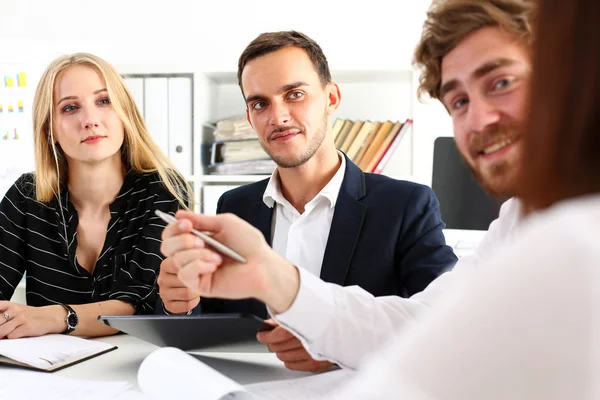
xmin=0 ymin=334 xmax=117 ymax=372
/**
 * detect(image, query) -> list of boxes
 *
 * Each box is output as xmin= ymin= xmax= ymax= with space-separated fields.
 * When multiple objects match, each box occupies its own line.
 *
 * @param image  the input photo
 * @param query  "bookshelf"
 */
xmin=191 ymin=68 xmax=417 ymax=213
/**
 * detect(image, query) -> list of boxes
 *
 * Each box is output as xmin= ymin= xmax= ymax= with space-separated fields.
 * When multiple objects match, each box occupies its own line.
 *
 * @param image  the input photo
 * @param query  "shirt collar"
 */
xmin=317 ymin=151 xmax=346 ymax=208
xmin=262 ymin=151 xmax=346 ymax=209
xmin=262 ymin=168 xmax=285 ymax=209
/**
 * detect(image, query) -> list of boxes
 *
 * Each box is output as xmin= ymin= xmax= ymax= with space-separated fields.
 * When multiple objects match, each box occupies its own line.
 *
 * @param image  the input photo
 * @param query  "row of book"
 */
xmin=332 ymin=118 xmax=412 ymax=173
xmin=205 ymin=115 xmax=411 ymax=175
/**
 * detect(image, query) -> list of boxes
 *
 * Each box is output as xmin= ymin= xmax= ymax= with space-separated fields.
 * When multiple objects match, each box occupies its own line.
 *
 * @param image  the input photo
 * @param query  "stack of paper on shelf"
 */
xmin=211 ymin=140 xmax=269 ymax=164
xmin=207 ymin=115 xmax=274 ymax=175
xmin=212 ymin=115 xmax=256 ymax=142
xmin=208 ymin=159 xmax=276 ymax=175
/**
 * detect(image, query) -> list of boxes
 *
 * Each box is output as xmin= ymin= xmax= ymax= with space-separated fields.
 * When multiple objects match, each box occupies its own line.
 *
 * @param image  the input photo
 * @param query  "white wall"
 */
xmin=0 ymin=0 xmax=452 ymax=185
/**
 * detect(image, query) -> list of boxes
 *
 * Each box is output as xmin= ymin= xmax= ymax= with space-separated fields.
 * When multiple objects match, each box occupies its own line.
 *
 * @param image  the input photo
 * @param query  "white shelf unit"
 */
xmin=191 ymin=68 xmax=418 ymax=214
xmin=123 ymin=74 xmax=194 ymax=178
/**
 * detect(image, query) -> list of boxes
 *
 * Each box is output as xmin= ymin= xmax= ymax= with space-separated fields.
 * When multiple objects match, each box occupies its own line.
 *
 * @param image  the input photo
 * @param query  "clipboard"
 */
xmin=100 ymin=313 xmax=274 ymax=353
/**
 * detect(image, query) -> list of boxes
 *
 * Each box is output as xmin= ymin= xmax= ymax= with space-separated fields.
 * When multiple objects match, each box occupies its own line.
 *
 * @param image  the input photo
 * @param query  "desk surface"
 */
xmin=56 ymin=334 xmax=311 ymax=390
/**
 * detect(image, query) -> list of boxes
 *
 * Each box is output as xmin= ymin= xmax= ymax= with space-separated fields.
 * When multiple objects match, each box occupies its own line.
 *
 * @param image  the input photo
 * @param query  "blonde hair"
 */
xmin=413 ymin=0 xmax=537 ymax=100
xmin=32 ymin=52 xmax=191 ymax=208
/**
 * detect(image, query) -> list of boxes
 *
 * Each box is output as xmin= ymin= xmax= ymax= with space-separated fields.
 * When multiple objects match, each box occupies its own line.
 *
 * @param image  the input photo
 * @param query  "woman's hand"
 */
xmin=0 ymin=301 xmax=65 ymax=339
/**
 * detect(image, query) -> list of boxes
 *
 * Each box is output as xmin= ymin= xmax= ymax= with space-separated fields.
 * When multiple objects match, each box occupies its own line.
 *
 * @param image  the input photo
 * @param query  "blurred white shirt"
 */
xmin=328 ymin=193 xmax=600 ymax=399
xmin=273 ymin=198 xmax=524 ymax=369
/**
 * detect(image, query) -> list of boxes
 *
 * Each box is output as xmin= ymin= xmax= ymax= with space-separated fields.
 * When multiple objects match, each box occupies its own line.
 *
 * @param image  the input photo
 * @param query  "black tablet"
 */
xmin=99 ymin=313 xmax=274 ymax=353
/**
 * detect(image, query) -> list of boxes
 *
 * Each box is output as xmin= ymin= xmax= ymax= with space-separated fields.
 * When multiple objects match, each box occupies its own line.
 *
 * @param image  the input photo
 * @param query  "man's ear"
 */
xmin=326 ymin=82 xmax=341 ymax=116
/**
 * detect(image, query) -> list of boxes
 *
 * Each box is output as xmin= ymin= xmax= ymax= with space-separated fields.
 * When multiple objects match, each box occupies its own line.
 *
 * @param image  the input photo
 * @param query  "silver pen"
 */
xmin=154 ymin=210 xmax=247 ymax=263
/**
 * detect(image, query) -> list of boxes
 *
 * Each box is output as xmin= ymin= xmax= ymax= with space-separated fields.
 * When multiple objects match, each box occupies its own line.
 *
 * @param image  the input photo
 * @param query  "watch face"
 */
xmin=67 ymin=312 xmax=78 ymax=328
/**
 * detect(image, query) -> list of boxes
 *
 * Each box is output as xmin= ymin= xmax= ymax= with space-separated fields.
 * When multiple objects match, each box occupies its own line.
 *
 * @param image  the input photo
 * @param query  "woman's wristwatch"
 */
xmin=60 ymin=304 xmax=78 ymax=334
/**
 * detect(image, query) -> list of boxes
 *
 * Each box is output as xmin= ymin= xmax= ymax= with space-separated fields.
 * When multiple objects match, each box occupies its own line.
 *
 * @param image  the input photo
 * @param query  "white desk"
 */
xmin=57 ymin=334 xmax=312 ymax=390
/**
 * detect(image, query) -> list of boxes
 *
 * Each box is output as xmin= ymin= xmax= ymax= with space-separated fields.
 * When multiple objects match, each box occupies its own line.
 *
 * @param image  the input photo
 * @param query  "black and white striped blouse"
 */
xmin=0 ymin=170 xmax=181 ymax=314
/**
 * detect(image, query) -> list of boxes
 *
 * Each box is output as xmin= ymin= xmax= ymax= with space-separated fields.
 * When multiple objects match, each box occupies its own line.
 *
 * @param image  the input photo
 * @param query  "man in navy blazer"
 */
xmin=203 ymin=152 xmax=455 ymax=315
xmin=157 ymin=30 xmax=456 ymax=372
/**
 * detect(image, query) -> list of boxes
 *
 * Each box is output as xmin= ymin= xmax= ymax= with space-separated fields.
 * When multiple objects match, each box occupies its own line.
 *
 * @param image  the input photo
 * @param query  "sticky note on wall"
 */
xmin=17 ymin=72 xmax=26 ymax=87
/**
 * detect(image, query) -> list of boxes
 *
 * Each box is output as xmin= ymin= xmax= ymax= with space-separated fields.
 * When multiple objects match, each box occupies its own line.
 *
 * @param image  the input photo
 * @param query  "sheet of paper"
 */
xmin=138 ymin=347 xmax=253 ymax=400
xmin=245 ymin=368 xmax=355 ymax=400
xmin=0 ymin=334 xmax=114 ymax=369
xmin=0 ymin=367 xmax=129 ymax=400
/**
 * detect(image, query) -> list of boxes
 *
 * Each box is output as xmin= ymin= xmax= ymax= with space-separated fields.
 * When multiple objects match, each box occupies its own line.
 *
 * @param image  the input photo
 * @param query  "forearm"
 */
xmin=42 ymin=300 xmax=135 ymax=337
xmin=259 ymin=252 xmax=301 ymax=315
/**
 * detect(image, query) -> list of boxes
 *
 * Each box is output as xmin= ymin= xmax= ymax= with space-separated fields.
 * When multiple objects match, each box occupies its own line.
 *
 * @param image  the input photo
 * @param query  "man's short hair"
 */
xmin=237 ymin=30 xmax=332 ymax=96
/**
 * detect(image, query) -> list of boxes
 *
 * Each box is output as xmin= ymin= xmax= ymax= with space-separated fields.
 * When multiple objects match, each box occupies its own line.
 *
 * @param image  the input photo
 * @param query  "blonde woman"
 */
xmin=0 ymin=53 xmax=190 ymax=339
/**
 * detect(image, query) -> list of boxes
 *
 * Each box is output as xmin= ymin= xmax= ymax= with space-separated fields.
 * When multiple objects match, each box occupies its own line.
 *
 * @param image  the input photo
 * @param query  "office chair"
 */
xmin=431 ymin=136 xmax=507 ymax=231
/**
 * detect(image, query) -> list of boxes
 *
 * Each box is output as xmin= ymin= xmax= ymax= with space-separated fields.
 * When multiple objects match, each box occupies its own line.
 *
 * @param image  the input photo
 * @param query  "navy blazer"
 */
xmin=196 ymin=154 xmax=458 ymax=318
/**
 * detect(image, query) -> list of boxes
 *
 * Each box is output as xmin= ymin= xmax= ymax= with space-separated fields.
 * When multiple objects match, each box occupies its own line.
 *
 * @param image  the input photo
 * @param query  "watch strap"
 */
xmin=60 ymin=303 xmax=77 ymax=334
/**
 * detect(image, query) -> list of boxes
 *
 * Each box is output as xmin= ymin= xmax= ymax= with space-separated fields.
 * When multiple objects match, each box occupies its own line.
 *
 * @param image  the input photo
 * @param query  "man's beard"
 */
xmin=261 ymin=116 xmax=327 ymax=169
xmin=464 ymin=122 xmax=523 ymax=198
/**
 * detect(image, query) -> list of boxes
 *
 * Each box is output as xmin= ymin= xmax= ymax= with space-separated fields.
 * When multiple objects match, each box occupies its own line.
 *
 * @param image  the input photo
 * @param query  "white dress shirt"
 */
xmin=272 ymin=198 xmax=524 ymax=369
xmin=263 ymin=153 xmax=346 ymax=278
xmin=329 ymin=194 xmax=600 ymax=399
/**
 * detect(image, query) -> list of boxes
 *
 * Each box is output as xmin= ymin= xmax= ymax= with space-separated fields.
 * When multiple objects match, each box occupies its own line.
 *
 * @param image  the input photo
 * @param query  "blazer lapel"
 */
xmin=320 ymin=155 xmax=367 ymax=285
xmin=248 ymin=200 xmax=274 ymax=246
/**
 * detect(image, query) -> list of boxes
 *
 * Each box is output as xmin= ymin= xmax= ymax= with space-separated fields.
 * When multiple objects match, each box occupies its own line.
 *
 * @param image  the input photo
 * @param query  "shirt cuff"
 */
xmin=269 ymin=266 xmax=336 ymax=345
xmin=162 ymin=300 xmax=194 ymax=316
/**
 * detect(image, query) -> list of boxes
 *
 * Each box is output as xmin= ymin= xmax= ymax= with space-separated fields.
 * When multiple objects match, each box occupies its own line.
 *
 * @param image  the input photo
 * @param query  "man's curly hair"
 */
xmin=413 ymin=0 xmax=537 ymax=101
